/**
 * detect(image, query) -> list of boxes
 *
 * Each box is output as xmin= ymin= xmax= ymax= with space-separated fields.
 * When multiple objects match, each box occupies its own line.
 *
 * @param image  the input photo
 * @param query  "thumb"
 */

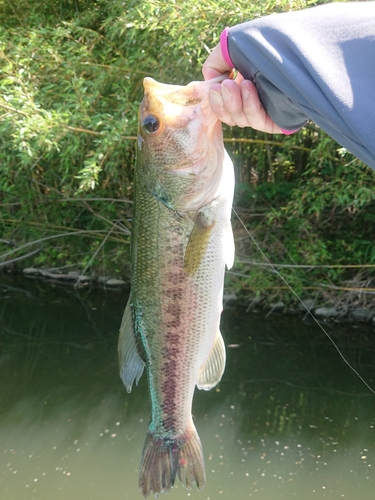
xmin=202 ymin=44 xmax=232 ymax=81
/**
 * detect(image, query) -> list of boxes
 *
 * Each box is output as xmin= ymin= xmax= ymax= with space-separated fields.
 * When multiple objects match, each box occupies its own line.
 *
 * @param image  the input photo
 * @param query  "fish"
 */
xmin=118 ymin=74 xmax=235 ymax=498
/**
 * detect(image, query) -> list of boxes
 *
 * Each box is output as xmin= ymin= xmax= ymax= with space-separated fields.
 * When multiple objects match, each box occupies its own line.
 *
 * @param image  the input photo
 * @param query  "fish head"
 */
xmin=137 ymin=75 xmax=230 ymax=211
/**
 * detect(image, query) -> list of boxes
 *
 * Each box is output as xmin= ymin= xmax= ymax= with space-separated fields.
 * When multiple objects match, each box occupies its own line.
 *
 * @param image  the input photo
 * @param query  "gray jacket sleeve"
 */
xmin=227 ymin=2 xmax=375 ymax=169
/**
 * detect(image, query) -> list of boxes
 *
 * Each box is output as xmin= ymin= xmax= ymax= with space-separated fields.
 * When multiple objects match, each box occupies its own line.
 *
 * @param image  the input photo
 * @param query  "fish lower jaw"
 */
xmin=138 ymin=427 xmax=205 ymax=498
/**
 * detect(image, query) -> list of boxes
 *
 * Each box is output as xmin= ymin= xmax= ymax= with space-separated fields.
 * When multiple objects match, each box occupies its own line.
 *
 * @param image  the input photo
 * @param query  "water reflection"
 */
xmin=0 ymin=276 xmax=374 ymax=499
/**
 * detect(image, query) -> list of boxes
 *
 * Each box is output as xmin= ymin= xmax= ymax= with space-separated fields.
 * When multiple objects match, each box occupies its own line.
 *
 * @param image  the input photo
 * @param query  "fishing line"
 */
xmin=232 ymin=207 xmax=375 ymax=395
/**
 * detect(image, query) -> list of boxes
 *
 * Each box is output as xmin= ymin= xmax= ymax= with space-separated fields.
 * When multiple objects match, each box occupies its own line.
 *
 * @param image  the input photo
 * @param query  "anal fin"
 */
xmin=118 ymin=299 xmax=145 ymax=393
xmin=197 ymin=330 xmax=226 ymax=391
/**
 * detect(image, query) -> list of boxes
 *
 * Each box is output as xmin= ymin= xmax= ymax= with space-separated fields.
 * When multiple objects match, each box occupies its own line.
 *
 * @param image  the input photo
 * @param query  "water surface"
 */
xmin=1 ymin=276 xmax=374 ymax=499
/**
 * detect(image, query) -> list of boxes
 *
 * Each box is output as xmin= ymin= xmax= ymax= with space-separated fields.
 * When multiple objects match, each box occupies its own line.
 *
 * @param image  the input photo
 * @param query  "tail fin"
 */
xmin=138 ymin=427 xmax=206 ymax=498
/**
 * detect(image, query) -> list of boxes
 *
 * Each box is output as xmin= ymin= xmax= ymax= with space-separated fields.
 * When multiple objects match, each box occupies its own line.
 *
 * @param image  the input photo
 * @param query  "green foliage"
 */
xmin=1 ymin=0 xmax=374 ymax=303
xmin=228 ymin=127 xmax=375 ymax=303
xmin=0 ymin=0 xmax=327 ymax=195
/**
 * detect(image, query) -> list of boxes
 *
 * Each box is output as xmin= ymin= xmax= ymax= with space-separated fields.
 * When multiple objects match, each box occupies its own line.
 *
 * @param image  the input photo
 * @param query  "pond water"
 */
xmin=0 ymin=275 xmax=374 ymax=500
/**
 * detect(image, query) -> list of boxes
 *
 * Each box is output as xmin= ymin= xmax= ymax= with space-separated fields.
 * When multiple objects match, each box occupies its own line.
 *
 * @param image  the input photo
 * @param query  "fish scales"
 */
xmin=133 ymin=192 xmax=197 ymax=433
xmin=118 ymin=75 xmax=235 ymax=498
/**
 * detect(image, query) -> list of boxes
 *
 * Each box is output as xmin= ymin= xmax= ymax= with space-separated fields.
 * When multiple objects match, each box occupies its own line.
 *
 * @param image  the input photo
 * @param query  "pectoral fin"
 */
xmin=184 ymin=211 xmax=215 ymax=277
xmin=197 ymin=331 xmax=226 ymax=391
xmin=118 ymin=299 xmax=145 ymax=393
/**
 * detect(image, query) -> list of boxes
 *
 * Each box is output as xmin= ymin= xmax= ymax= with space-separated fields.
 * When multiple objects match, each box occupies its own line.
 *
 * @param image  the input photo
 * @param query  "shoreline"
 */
xmin=2 ymin=266 xmax=374 ymax=327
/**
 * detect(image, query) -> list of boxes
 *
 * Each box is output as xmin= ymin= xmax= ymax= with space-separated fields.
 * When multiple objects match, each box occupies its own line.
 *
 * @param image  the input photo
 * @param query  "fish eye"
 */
xmin=142 ymin=114 xmax=160 ymax=134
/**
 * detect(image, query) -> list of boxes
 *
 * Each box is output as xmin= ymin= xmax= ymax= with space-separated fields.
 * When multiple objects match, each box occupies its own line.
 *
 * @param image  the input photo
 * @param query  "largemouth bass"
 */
xmin=118 ymin=75 xmax=235 ymax=498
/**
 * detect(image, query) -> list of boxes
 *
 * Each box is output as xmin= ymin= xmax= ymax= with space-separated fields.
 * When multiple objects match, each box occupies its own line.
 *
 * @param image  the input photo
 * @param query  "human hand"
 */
xmin=202 ymin=44 xmax=283 ymax=134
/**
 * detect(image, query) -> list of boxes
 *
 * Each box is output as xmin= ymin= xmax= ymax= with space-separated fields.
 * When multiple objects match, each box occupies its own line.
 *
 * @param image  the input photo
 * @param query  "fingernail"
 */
xmin=221 ymin=85 xmax=232 ymax=102
xmin=209 ymin=89 xmax=223 ymax=105
xmin=240 ymin=84 xmax=249 ymax=100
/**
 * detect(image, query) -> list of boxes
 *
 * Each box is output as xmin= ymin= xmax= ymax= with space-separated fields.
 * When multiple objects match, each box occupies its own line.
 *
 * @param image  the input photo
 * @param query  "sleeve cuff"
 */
xmin=220 ymin=27 xmax=235 ymax=69
xmin=280 ymin=128 xmax=300 ymax=135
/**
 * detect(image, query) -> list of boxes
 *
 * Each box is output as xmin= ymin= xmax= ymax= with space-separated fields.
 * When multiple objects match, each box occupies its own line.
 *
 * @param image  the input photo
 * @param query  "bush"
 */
xmin=1 ymin=0 xmax=374 ymax=304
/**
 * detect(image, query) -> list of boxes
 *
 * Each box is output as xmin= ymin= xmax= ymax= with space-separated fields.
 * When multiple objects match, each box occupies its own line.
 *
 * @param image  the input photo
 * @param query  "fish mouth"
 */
xmin=140 ymin=73 xmax=233 ymax=129
xmin=139 ymin=74 xmax=231 ymax=143
xmin=138 ymin=72 xmax=233 ymax=140
xmin=143 ymin=73 xmax=233 ymax=107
